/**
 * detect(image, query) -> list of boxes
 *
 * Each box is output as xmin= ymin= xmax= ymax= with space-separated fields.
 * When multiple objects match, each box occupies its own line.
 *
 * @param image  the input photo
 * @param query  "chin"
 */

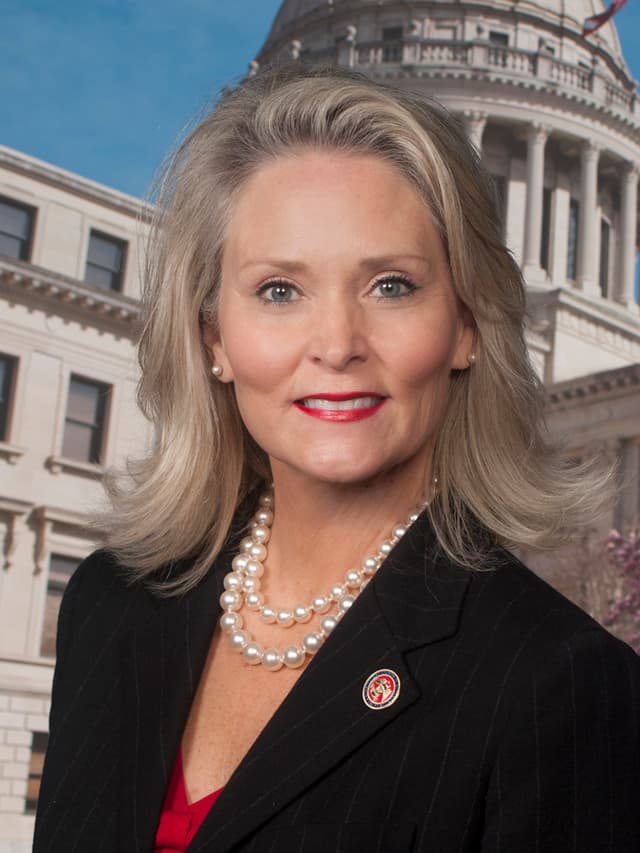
xmin=290 ymin=452 xmax=401 ymax=488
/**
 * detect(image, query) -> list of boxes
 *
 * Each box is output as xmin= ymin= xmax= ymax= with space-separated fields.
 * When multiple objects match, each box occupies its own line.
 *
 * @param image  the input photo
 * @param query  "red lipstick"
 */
xmin=293 ymin=392 xmax=387 ymax=422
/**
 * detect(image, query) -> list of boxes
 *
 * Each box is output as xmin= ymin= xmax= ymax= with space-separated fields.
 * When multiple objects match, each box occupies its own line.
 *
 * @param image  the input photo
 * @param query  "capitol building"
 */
xmin=0 ymin=1 xmax=639 ymax=847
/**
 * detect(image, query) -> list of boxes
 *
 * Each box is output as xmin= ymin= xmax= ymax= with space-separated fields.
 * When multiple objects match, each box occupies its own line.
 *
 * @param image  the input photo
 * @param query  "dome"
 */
xmin=264 ymin=0 xmax=629 ymax=75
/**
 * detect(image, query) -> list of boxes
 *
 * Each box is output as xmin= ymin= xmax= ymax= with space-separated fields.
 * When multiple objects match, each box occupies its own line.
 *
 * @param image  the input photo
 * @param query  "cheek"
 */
xmin=222 ymin=329 xmax=298 ymax=423
xmin=392 ymin=327 xmax=460 ymax=391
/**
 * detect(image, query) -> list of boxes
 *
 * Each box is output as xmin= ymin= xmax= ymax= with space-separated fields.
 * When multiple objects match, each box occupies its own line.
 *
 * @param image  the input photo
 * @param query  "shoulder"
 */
xmin=463 ymin=547 xmax=640 ymax=686
xmin=56 ymin=549 xmax=158 ymax=658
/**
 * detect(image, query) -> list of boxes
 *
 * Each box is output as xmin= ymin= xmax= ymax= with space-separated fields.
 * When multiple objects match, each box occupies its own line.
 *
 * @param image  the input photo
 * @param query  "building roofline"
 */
xmin=0 ymin=145 xmax=154 ymax=221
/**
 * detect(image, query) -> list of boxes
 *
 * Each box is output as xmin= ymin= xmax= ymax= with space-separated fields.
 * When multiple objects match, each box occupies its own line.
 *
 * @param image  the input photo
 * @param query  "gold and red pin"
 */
xmin=362 ymin=669 xmax=401 ymax=710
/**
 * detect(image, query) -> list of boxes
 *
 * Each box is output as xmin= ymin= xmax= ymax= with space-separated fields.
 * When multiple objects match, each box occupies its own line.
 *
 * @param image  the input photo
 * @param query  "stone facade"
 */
xmin=0 ymin=146 xmax=152 ymax=849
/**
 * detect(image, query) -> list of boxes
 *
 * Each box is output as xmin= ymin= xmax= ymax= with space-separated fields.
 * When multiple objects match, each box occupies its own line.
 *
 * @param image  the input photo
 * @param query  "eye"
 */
xmin=370 ymin=274 xmax=417 ymax=300
xmin=256 ymin=279 xmax=300 ymax=305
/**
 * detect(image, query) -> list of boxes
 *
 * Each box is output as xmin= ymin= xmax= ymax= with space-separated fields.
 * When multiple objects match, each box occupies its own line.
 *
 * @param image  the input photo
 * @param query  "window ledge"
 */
xmin=46 ymin=455 xmax=105 ymax=479
xmin=0 ymin=441 xmax=26 ymax=464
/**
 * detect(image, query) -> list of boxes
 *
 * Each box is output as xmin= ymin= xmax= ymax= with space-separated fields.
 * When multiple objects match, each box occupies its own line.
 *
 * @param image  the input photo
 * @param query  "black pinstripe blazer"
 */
xmin=34 ymin=510 xmax=640 ymax=853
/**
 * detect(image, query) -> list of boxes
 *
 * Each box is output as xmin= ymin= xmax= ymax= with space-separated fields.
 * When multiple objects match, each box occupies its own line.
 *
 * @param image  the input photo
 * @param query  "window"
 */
xmin=0 ymin=353 xmax=17 ymax=441
xmin=25 ymin=731 xmax=49 ymax=814
xmin=84 ymin=229 xmax=127 ymax=291
xmin=567 ymin=198 xmax=579 ymax=281
xmin=488 ymin=31 xmax=509 ymax=46
xmin=0 ymin=195 xmax=35 ymax=261
xmin=61 ymin=375 xmax=110 ymax=464
xmin=41 ymin=553 xmax=79 ymax=657
xmin=540 ymin=187 xmax=552 ymax=272
xmin=599 ymin=218 xmax=611 ymax=297
xmin=382 ymin=26 xmax=403 ymax=63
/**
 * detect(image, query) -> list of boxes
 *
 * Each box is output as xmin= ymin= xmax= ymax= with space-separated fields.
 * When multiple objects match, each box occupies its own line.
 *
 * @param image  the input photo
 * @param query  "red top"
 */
xmin=153 ymin=750 xmax=223 ymax=852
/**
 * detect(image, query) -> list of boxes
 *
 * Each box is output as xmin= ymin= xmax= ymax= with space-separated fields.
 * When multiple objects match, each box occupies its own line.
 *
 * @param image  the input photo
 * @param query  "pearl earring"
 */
xmin=467 ymin=353 xmax=476 ymax=366
xmin=211 ymin=363 xmax=223 ymax=378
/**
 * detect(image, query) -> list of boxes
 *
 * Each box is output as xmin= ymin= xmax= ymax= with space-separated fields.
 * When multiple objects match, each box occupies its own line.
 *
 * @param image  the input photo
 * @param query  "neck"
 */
xmin=262 ymin=463 xmax=429 ymax=603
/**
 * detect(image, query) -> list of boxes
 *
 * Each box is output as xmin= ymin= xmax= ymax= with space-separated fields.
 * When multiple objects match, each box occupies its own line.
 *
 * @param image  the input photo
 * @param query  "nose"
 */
xmin=307 ymin=296 xmax=369 ymax=371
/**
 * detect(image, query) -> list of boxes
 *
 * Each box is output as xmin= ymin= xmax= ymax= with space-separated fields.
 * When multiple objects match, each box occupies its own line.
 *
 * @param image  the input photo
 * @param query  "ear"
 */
xmin=202 ymin=321 xmax=235 ymax=383
xmin=450 ymin=306 xmax=476 ymax=371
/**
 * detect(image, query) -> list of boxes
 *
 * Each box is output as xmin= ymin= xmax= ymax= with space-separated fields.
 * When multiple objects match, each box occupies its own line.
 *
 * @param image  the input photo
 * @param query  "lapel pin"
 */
xmin=362 ymin=668 xmax=401 ymax=710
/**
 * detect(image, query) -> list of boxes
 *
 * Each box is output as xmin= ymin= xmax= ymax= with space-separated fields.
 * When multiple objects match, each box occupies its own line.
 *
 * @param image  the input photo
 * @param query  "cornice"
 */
xmin=273 ymin=38 xmax=639 ymax=133
xmin=546 ymin=363 xmax=640 ymax=405
xmin=0 ymin=256 xmax=141 ymax=338
xmin=0 ymin=146 xmax=153 ymax=221
xmin=528 ymin=285 xmax=640 ymax=342
xmin=33 ymin=505 xmax=92 ymax=529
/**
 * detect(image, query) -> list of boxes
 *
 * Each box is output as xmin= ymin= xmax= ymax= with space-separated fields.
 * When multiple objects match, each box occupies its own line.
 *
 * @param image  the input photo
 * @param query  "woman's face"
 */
xmin=204 ymin=150 xmax=474 ymax=489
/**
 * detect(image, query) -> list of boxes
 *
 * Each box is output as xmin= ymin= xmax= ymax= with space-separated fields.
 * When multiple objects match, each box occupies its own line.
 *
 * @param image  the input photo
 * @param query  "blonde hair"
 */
xmin=102 ymin=64 xmax=610 ymax=593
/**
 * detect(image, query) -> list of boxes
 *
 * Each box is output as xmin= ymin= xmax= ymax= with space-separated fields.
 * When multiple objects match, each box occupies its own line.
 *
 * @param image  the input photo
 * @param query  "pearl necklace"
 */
xmin=219 ymin=490 xmax=426 ymax=671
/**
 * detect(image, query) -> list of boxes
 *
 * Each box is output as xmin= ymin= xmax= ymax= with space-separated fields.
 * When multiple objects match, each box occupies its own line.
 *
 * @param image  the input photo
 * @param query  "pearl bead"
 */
xmin=293 ymin=605 xmax=312 ymax=623
xmin=320 ymin=615 xmax=338 ymax=635
xmin=229 ymin=630 xmax=248 ymax=651
xmin=378 ymin=540 xmax=394 ymax=557
xmin=362 ymin=556 xmax=379 ymax=574
xmin=243 ymin=576 xmax=261 ymax=594
xmin=263 ymin=648 xmax=283 ymax=671
xmin=252 ymin=524 xmax=271 ymax=543
xmin=260 ymin=605 xmax=277 ymax=624
xmin=244 ymin=559 xmax=264 ymax=578
xmin=254 ymin=508 xmax=274 ymax=526
xmin=303 ymin=632 xmax=324 ymax=654
xmin=312 ymin=595 xmax=330 ymax=614
xmin=245 ymin=592 xmax=264 ymax=610
xmin=276 ymin=609 xmax=294 ymax=628
xmin=220 ymin=590 xmax=241 ymax=611
xmin=283 ymin=646 xmax=306 ymax=668
xmin=248 ymin=543 xmax=267 ymax=561
xmin=220 ymin=611 xmax=243 ymax=633
xmin=217 ymin=488 xmax=427 ymax=673
xmin=242 ymin=642 xmax=263 ymax=665
xmin=223 ymin=571 xmax=244 ymax=591
xmin=232 ymin=554 xmax=249 ymax=572
xmin=338 ymin=595 xmax=355 ymax=613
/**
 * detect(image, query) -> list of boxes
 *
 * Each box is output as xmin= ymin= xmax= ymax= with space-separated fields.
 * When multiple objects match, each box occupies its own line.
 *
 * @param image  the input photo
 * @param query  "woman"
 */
xmin=34 ymin=65 xmax=639 ymax=852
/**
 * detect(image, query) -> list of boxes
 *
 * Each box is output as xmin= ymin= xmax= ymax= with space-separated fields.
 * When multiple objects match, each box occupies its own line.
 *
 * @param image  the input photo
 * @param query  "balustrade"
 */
xmin=327 ymin=36 xmax=636 ymax=119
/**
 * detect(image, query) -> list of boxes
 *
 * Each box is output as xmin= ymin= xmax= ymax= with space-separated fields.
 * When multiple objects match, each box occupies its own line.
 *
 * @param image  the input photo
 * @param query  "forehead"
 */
xmin=223 ymin=150 xmax=443 ymax=265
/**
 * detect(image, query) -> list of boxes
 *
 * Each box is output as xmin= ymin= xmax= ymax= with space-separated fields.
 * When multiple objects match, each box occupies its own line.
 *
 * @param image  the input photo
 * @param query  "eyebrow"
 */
xmin=238 ymin=254 xmax=433 ymax=274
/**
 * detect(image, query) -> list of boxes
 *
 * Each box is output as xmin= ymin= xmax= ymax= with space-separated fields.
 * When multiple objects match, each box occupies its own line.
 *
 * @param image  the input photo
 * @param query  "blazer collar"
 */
xmin=119 ymin=508 xmax=471 ymax=853
xmin=373 ymin=510 xmax=472 ymax=652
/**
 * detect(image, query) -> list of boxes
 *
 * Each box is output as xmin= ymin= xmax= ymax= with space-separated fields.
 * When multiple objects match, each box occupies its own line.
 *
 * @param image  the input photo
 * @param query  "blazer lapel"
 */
xmin=118 ymin=563 xmax=221 ymax=852
xmin=190 ymin=512 xmax=472 ymax=853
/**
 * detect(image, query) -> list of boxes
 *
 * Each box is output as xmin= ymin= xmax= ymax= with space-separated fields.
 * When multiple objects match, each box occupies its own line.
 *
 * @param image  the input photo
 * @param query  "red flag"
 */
xmin=583 ymin=0 xmax=628 ymax=36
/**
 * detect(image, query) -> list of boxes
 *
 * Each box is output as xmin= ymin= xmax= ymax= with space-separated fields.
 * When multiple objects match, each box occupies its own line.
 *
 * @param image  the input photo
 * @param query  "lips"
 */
xmin=293 ymin=393 xmax=387 ymax=422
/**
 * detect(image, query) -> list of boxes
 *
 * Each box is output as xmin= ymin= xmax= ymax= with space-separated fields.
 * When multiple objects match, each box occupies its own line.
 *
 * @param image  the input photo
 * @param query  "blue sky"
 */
xmin=2 ymin=1 xmax=640 ymax=198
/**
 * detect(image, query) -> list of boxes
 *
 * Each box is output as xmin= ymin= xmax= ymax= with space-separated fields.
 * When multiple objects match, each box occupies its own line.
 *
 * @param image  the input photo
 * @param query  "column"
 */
xmin=338 ymin=25 xmax=357 ymax=68
xmin=464 ymin=111 xmax=487 ymax=154
xmin=576 ymin=140 xmax=600 ymax=296
xmin=522 ymin=123 xmax=549 ymax=280
xmin=618 ymin=162 xmax=639 ymax=312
